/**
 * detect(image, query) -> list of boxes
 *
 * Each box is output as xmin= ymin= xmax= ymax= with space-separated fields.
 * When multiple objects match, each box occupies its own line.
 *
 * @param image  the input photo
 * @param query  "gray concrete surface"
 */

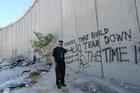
xmin=0 ymin=0 xmax=140 ymax=85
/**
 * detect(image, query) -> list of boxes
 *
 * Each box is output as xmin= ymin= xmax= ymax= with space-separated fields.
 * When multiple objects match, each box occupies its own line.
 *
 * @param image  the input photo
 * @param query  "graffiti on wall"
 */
xmin=64 ymin=28 xmax=140 ymax=71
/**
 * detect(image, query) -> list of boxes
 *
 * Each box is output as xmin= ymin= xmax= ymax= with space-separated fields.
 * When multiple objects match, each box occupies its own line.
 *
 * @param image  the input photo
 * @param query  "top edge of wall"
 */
xmin=0 ymin=0 xmax=39 ymax=30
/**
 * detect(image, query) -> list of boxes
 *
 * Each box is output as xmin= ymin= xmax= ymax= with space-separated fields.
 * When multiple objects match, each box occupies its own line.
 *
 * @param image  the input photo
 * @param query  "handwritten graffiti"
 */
xmin=102 ymin=46 xmax=129 ymax=63
xmin=78 ymin=34 xmax=89 ymax=43
xmin=79 ymin=51 xmax=90 ymax=71
xmin=83 ymin=39 xmax=100 ymax=49
xmin=65 ymin=50 xmax=101 ymax=71
xmin=64 ymin=39 xmax=76 ymax=46
xmin=134 ymin=45 xmax=140 ymax=64
xmin=91 ymin=28 xmax=109 ymax=39
xmin=104 ymin=29 xmax=131 ymax=44
xmin=64 ymin=28 xmax=139 ymax=71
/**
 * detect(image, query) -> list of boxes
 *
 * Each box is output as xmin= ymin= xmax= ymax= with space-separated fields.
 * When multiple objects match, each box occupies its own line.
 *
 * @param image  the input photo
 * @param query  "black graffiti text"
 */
xmin=78 ymin=34 xmax=89 ymax=43
xmin=83 ymin=39 xmax=100 ymax=50
xmin=91 ymin=28 xmax=109 ymax=39
xmin=64 ymin=39 xmax=76 ymax=46
xmin=104 ymin=29 xmax=131 ymax=44
xmin=102 ymin=46 xmax=129 ymax=63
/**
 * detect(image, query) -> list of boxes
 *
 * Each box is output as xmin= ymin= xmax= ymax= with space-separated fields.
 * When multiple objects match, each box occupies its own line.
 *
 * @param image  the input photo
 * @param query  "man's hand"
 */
xmin=70 ymin=48 xmax=74 ymax=51
xmin=67 ymin=48 xmax=74 ymax=52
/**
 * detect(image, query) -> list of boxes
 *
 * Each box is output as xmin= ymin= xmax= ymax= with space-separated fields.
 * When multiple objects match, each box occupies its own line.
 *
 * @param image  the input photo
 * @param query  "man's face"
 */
xmin=58 ymin=42 xmax=63 ymax=47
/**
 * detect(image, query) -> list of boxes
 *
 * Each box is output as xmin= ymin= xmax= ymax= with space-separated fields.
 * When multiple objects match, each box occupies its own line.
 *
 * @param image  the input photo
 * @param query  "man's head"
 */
xmin=57 ymin=40 xmax=63 ymax=47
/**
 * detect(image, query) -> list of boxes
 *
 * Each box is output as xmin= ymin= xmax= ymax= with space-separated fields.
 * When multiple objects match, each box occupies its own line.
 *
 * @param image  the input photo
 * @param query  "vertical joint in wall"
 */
xmin=60 ymin=0 xmax=63 ymax=40
xmin=134 ymin=0 xmax=140 ymax=33
xmin=94 ymin=0 xmax=104 ymax=78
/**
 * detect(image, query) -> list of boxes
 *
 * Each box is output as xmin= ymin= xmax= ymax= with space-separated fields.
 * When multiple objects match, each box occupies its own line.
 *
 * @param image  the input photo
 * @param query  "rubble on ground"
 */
xmin=0 ymin=77 xmax=33 ymax=89
xmin=0 ymin=55 xmax=35 ymax=70
xmin=0 ymin=55 xmax=51 ymax=93
xmin=0 ymin=55 xmax=140 ymax=93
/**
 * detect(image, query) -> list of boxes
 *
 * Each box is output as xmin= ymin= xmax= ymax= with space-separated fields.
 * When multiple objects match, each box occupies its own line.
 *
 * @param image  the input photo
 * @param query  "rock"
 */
xmin=0 ymin=78 xmax=32 ymax=90
xmin=21 ymin=70 xmax=31 ymax=75
xmin=125 ymin=86 xmax=128 ymax=89
xmin=22 ymin=68 xmax=49 ymax=80
xmin=16 ymin=55 xmax=32 ymax=64
xmin=92 ymin=89 xmax=97 ymax=93
xmin=15 ymin=89 xmax=40 ymax=93
xmin=30 ymin=68 xmax=49 ymax=75
xmin=0 ymin=55 xmax=33 ymax=69
xmin=29 ymin=69 xmax=40 ymax=80
xmin=26 ymin=90 xmax=40 ymax=93
xmin=89 ymin=88 xmax=97 ymax=93
xmin=0 ymin=58 xmax=3 ymax=63
xmin=0 ymin=90 xmax=3 ymax=93
xmin=33 ymin=55 xmax=37 ymax=63
xmin=120 ymin=81 xmax=124 ymax=84
xmin=3 ymin=88 xmax=10 ymax=93
xmin=22 ymin=61 xmax=29 ymax=66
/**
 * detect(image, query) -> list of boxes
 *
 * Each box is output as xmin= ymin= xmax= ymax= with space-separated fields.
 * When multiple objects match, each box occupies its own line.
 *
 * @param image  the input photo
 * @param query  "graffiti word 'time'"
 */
xmin=102 ymin=46 xmax=129 ymax=63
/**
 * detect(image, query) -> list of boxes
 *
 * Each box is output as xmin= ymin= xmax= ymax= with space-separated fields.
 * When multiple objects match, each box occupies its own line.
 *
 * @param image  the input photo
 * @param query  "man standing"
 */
xmin=52 ymin=40 xmax=73 ymax=89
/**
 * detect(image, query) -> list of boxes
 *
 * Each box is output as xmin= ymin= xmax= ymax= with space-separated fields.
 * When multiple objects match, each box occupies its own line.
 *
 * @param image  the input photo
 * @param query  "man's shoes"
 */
xmin=61 ymin=84 xmax=67 ymax=87
xmin=57 ymin=85 xmax=61 ymax=89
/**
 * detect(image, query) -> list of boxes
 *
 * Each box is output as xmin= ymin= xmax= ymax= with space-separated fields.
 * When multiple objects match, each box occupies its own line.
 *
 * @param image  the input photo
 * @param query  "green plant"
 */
xmin=31 ymin=32 xmax=55 ymax=65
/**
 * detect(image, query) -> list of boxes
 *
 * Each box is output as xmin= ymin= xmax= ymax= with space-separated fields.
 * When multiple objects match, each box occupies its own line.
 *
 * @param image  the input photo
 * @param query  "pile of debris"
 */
xmin=0 ymin=55 xmax=51 ymax=93
xmin=0 ymin=55 xmax=36 ymax=70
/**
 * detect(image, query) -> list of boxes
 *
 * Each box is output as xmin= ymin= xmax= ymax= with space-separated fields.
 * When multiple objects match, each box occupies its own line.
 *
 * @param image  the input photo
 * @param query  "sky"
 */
xmin=0 ymin=0 xmax=35 ymax=27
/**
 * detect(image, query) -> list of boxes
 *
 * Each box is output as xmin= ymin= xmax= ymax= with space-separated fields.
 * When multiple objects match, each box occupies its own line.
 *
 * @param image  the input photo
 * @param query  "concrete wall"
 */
xmin=0 ymin=0 xmax=140 ymax=85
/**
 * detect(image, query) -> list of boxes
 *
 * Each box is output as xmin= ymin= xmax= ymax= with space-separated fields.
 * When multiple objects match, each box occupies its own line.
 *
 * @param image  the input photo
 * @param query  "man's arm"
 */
xmin=66 ymin=48 xmax=74 ymax=52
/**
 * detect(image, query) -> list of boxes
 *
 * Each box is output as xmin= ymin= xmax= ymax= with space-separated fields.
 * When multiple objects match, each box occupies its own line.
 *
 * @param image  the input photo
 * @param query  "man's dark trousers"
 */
xmin=55 ymin=62 xmax=65 ymax=85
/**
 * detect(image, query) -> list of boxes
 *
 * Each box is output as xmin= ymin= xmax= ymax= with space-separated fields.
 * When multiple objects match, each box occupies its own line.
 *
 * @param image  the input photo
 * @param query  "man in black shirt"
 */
xmin=52 ymin=40 xmax=73 ymax=89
